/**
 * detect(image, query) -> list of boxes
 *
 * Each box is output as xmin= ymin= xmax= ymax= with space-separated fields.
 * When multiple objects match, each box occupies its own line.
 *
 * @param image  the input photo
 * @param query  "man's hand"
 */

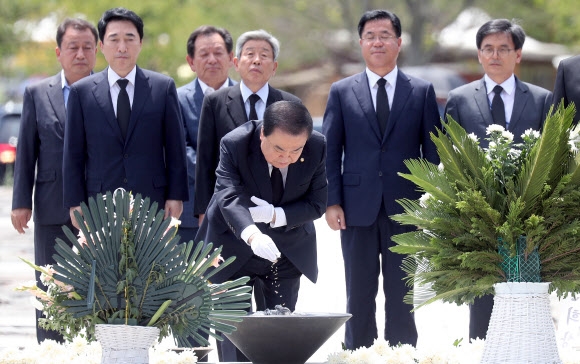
xmin=325 ymin=204 xmax=346 ymax=231
xmin=248 ymin=232 xmax=281 ymax=262
xmin=249 ymin=196 xmax=274 ymax=223
xmin=164 ymin=200 xmax=183 ymax=219
xmin=198 ymin=213 xmax=205 ymax=226
xmin=11 ymin=208 xmax=32 ymax=234
xmin=70 ymin=206 xmax=83 ymax=230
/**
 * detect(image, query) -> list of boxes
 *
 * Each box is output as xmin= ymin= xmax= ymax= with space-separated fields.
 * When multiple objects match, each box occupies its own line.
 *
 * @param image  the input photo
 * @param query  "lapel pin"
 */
xmin=300 ymin=158 xmax=304 ymax=162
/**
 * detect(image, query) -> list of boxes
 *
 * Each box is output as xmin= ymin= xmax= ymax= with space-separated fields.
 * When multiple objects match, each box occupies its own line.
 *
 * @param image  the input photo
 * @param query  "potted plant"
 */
xmin=20 ymin=189 xmax=252 ymax=362
xmin=390 ymin=103 xmax=580 ymax=362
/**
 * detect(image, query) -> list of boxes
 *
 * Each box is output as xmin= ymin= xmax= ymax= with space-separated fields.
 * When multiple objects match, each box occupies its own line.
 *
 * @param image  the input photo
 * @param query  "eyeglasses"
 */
xmin=480 ymin=47 xmax=514 ymax=58
xmin=362 ymin=34 xmax=397 ymax=43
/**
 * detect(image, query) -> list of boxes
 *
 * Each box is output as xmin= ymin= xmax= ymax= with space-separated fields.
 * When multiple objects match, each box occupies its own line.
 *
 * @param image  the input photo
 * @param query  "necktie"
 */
xmin=376 ymin=78 xmax=390 ymax=135
xmin=491 ymin=85 xmax=506 ymax=127
xmin=117 ymin=79 xmax=131 ymax=139
xmin=248 ymin=94 xmax=260 ymax=121
xmin=271 ymin=167 xmax=284 ymax=206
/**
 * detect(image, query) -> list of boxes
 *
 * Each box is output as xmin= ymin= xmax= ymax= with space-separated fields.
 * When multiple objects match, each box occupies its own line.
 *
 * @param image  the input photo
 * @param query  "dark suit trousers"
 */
xmin=34 ymin=222 xmax=76 ymax=343
xmin=469 ymin=294 xmax=494 ymax=340
xmin=340 ymin=205 xmax=417 ymax=350
xmin=217 ymin=255 xmax=302 ymax=362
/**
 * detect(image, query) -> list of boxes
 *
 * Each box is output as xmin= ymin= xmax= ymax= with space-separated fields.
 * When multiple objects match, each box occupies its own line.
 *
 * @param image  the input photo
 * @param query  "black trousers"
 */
xmin=469 ymin=294 xmax=494 ymax=340
xmin=340 ymin=205 xmax=417 ymax=350
xmin=217 ymin=255 xmax=301 ymax=362
xmin=34 ymin=222 xmax=76 ymax=343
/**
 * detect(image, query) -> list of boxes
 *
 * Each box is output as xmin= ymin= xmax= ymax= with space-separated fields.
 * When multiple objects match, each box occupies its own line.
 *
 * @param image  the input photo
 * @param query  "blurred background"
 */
xmin=0 ymin=0 xmax=578 ymax=182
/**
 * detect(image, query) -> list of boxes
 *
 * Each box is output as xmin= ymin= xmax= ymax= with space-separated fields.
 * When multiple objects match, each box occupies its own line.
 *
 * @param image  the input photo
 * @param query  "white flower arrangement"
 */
xmin=326 ymin=338 xmax=580 ymax=364
xmin=0 ymin=336 xmax=198 ymax=364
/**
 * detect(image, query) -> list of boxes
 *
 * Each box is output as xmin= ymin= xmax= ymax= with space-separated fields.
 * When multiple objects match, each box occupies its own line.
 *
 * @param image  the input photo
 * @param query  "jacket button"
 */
xmin=379 ymin=172 xmax=383 ymax=177
xmin=123 ymin=178 xmax=128 ymax=183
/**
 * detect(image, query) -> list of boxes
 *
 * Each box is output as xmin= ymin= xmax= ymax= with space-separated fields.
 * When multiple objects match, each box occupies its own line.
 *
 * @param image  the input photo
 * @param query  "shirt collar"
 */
xmin=240 ymin=81 xmax=269 ymax=103
xmin=197 ymin=78 xmax=230 ymax=93
xmin=107 ymin=66 xmax=137 ymax=88
xmin=366 ymin=66 xmax=398 ymax=88
xmin=484 ymin=74 xmax=516 ymax=96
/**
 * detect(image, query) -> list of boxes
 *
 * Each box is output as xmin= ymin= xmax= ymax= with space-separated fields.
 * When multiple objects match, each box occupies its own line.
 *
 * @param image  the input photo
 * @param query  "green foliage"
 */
xmin=391 ymin=103 xmax=580 ymax=308
xmin=50 ymin=190 xmax=252 ymax=346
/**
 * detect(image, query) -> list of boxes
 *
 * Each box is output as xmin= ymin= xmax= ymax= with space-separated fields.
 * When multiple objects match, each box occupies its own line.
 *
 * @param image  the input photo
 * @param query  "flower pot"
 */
xmin=480 ymin=282 xmax=562 ymax=364
xmin=95 ymin=324 xmax=160 ymax=364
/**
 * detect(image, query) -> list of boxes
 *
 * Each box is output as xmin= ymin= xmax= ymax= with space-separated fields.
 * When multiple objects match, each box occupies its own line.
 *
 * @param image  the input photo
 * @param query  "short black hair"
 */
xmin=263 ymin=101 xmax=312 ymax=138
xmin=357 ymin=9 xmax=402 ymax=38
xmin=186 ymin=25 xmax=233 ymax=58
xmin=476 ymin=19 xmax=526 ymax=50
xmin=56 ymin=18 xmax=98 ymax=48
xmin=98 ymin=7 xmax=144 ymax=42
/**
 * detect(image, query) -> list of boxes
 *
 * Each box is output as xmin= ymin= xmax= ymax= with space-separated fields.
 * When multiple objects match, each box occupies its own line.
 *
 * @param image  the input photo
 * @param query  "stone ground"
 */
xmin=1 ymin=184 xmax=575 ymax=362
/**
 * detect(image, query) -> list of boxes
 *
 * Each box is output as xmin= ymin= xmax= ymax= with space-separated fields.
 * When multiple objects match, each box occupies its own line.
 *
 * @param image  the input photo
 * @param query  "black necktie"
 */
xmin=271 ymin=167 xmax=283 ymax=206
xmin=117 ymin=79 xmax=131 ymax=139
xmin=248 ymin=94 xmax=260 ymax=121
xmin=376 ymin=78 xmax=390 ymax=135
xmin=491 ymin=85 xmax=506 ymax=127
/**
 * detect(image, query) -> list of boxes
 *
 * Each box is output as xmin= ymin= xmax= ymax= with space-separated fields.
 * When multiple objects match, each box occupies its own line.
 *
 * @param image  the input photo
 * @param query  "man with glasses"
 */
xmin=445 ymin=19 xmax=551 ymax=340
xmin=445 ymin=19 xmax=551 ymax=149
xmin=322 ymin=9 xmax=440 ymax=349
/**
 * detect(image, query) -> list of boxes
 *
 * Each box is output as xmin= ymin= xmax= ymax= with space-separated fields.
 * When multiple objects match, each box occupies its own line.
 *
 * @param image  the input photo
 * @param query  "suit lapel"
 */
xmin=509 ymin=77 xmax=529 ymax=132
xmin=353 ymin=72 xmax=382 ymax=141
xmin=474 ymin=78 xmax=494 ymax=126
xmin=248 ymin=124 xmax=272 ymax=201
xmin=384 ymin=71 xmax=412 ymax=139
xmin=46 ymin=73 xmax=66 ymax=126
xmin=192 ymin=79 xmax=204 ymax=113
xmin=126 ymin=67 xmax=150 ymax=141
xmin=226 ymin=86 xmax=247 ymax=126
xmin=92 ymin=69 xmax=120 ymax=141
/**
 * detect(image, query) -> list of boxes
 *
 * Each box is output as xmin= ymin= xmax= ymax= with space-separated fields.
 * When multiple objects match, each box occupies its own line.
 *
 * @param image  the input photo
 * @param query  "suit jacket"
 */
xmin=177 ymin=78 xmax=236 ymax=228
xmin=195 ymin=120 xmax=327 ymax=284
xmin=12 ymin=73 xmax=70 ymax=225
xmin=194 ymin=84 xmax=301 ymax=216
xmin=445 ymin=77 xmax=552 ymax=147
xmin=323 ymin=70 xmax=441 ymax=226
xmin=553 ymin=55 xmax=580 ymax=124
xmin=63 ymin=67 xmax=188 ymax=208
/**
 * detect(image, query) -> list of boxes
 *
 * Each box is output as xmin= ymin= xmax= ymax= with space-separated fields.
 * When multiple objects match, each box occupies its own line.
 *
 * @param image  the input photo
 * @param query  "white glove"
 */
xmin=249 ymin=233 xmax=281 ymax=262
xmin=249 ymin=196 xmax=274 ymax=223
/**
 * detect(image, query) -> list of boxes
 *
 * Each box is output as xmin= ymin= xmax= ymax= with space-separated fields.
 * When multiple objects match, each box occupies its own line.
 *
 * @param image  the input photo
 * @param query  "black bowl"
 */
xmin=224 ymin=312 xmax=351 ymax=364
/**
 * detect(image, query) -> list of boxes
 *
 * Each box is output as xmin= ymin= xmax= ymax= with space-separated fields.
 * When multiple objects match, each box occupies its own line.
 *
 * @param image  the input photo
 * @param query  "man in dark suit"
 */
xmin=553 ymin=55 xmax=580 ymax=124
xmin=445 ymin=19 xmax=552 ymax=341
xmin=322 ymin=10 xmax=440 ymax=350
xmin=446 ymin=19 xmax=552 ymax=149
xmin=11 ymin=18 xmax=98 ymax=344
xmin=63 ymin=7 xmax=188 ymax=224
xmin=177 ymin=25 xmax=236 ymax=245
xmin=194 ymin=29 xmax=301 ymax=224
xmin=195 ymin=100 xmax=326 ymax=360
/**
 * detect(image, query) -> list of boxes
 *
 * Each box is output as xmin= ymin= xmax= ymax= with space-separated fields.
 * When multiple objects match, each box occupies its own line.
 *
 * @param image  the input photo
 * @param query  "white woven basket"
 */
xmin=95 ymin=324 xmax=160 ymax=364
xmin=480 ymin=282 xmax=562 ymax=364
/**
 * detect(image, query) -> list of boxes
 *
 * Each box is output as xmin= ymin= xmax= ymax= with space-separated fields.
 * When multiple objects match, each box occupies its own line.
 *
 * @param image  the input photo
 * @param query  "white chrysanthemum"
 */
xmin=349 ymin=346 xmax=382 ymax=363
xmin=327 ymin=350 xmax=351 ymax=363
xmin=508 ymin=148 xmax=521 ymax=159
xmin=371 ymin=338 xmax=391 ymax=356
xmin=467 ymin=133 xmax=478 ymax=142
xmin=419 ymin=193 xmax=432 ymax=207
xmin=569 ymin=140 xmax=578 ymax=153
xmin=488 ymin=141 xmax=496 ymax=149
xmin=486 ymin=124 xmax=505 ymax=134
xmin=522 ymin=128 xmax=540 ymax=139
xmin=501 ymin=130 xmax=514 ymax=141
xmin=438 ymin=163 xmax=444 ymax=172
xmin=569 ymin=129 xmax=579 ymax=140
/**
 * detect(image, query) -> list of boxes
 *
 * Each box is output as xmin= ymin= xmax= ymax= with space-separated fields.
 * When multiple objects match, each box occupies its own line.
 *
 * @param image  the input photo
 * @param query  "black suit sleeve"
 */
xmin=194 ymin=94 xmax=219 ymax=216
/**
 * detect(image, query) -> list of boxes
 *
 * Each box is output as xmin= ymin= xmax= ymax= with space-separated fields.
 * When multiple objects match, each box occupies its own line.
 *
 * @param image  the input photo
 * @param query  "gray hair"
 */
xmin=235 ymin=29 xmax=280 ymax=61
